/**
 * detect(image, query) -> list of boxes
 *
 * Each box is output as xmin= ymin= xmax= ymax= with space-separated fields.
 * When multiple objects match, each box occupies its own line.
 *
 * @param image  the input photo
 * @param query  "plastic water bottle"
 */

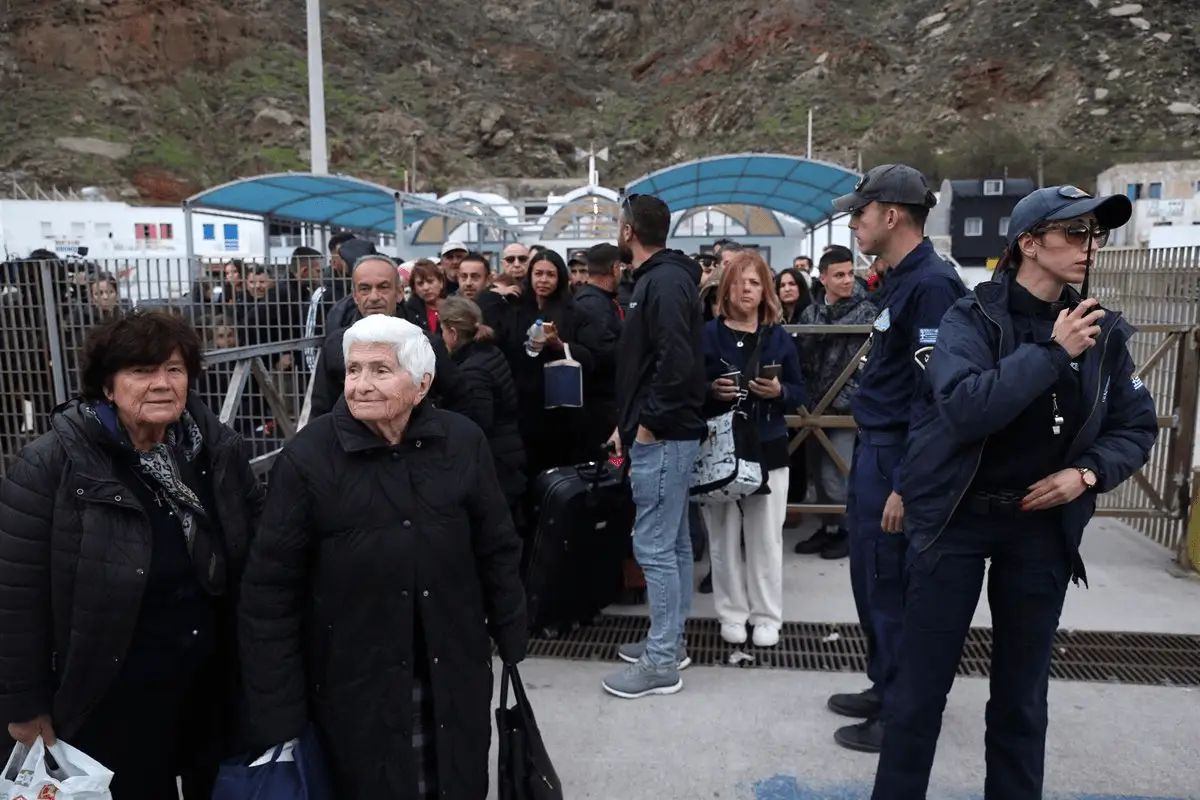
xmin=525 ymin=319 xmax=546 ymax=357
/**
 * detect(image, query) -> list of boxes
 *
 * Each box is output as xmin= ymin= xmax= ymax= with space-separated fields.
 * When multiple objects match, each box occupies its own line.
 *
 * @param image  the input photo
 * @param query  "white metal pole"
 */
xmin=806 ymin=108 xmax=814 ymax=160
xmin=306 ymin=0 xmax=329 ymax=175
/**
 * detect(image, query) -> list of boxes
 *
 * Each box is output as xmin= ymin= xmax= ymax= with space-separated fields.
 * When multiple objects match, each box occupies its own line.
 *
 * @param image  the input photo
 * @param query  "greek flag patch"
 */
xmin=873 ymin=308 xmax=891 ymax=332
xmin=1132 ymin=376 xmax=1145 ymax=392
xmin=918 ymin=328 xmax=938 ymax=345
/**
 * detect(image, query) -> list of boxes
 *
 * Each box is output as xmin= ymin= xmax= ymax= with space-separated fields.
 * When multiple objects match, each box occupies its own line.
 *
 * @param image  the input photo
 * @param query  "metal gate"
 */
xmin=1088 ymin=246 xmax=1200 ymax=561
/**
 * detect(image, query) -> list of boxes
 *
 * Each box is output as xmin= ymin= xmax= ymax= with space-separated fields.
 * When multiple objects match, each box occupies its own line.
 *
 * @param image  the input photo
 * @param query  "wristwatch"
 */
xmin=1076 ymin=467 xmax=1098 ymax=491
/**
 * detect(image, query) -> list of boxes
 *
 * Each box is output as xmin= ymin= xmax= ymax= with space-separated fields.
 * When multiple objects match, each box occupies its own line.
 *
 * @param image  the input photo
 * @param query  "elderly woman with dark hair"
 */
xmin=0 ymin=311 xmax=264 ymax=800
xmin=239 ymin=314 xmax=528 ymax=800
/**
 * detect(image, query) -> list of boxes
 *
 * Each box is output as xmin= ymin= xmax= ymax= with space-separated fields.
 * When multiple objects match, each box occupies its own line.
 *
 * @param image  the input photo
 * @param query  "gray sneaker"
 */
xmin=617 ymin=639 xmax=692 ymax=670
xmin=602 ymin=660 xmax=683 ymax=699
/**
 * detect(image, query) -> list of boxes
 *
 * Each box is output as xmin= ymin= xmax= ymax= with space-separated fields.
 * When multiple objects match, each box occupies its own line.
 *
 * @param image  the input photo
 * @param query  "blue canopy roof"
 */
xmin=185 ymin=173 xmax=516 ymax=235
xmin=624 ymin=154 xmax=861 ymax=228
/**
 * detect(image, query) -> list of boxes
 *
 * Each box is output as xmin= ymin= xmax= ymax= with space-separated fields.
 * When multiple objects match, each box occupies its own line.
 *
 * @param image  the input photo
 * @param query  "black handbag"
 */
xmin=496 ymin=665 xmax=563 ymax=800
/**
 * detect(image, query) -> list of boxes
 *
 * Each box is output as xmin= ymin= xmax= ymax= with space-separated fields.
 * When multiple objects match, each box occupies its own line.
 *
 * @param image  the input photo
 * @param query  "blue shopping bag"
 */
xmin=543 ymin=344 xmax=583 ymax=409
xmin=212 ymin=727 xmax=332 ymax=800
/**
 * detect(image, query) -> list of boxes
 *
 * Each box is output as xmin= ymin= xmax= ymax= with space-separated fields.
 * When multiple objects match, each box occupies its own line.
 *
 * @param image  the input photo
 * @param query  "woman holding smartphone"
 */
xmin=700 ymin=249 xmax=806 ymax=647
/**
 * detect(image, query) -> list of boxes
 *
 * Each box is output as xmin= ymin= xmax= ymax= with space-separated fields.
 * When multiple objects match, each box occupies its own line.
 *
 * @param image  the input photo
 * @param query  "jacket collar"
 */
xmin=50 ymin=392 xmax=241 ymax=465
xmin=576 ymin=283 xmax=617 ymax=301
xmin=884 ymin=238 xmax=937 ymax=283
xmin=331 ymin=397 xmax=447 ymax=453
xmin=973 ymin=273 xmax=1129 ymax=337
xmin=633 ymin=249 xmax=701 ymax=284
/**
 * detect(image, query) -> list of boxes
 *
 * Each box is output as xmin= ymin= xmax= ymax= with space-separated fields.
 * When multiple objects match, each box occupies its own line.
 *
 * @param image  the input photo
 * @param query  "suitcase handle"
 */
xmin=576 ymin=444 xmax=621 ymax=486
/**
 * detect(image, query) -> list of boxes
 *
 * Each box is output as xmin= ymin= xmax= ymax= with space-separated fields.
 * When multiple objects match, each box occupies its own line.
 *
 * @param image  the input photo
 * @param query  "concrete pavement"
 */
xmin=489 ymin=519 xmax=1200 ymax=799
xmin=494 ymin=659 xmax=1197 ymax=799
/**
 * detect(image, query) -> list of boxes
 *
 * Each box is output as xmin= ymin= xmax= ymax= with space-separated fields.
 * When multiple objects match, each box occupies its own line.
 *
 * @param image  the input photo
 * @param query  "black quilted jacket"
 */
xmin=451 ymin=339 xmax=527 ymax=505
xmin=238 ymin=401 xmax=527 ymax=799
xmin=0 ymin=395 xmax=264 ymax=738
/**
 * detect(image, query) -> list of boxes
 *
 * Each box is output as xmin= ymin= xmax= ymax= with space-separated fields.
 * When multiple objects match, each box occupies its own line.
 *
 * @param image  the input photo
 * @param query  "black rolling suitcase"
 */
xmin=523 ymin=457 xmax=633 ymax=636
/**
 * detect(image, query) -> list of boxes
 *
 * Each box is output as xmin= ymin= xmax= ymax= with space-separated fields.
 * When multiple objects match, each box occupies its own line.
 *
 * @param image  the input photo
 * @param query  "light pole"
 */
xmin=306 ymin=0 xmax=328 ymax=175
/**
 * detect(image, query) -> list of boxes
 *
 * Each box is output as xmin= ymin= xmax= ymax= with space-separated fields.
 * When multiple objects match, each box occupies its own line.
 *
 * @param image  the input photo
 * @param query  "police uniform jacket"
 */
xmin=850 ymin=239 xmax=965 ymax=485
xmin=900 ymin=276 xmax=1158 ymax=583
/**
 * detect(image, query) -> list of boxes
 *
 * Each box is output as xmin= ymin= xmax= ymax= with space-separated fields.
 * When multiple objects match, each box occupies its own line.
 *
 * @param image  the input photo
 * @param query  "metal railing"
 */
xmin=1087 ymin=246 xmax=1200 ymax=562
xmin=3 ymin=248 xmax=1198 ymax=564
xmin=1 ymin=256 xmax=330 ymax=479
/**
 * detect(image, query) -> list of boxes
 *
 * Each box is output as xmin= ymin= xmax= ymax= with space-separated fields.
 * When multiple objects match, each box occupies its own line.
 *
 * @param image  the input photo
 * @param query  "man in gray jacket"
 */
xmin=794 ymin=248 xmax=877 ymax=559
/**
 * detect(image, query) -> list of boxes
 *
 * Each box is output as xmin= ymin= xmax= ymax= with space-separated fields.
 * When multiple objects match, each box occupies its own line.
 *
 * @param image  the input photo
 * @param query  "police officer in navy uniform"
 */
xmin=873 ymin=186 xmax=1158 ymax=799
xmin=826 ymin=165 xmax=967 ymax=753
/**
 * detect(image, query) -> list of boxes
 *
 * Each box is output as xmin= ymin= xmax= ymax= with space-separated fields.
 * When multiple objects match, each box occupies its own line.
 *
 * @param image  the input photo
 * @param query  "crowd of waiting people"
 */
xmin=0 ymin=167 xmax=1158 ymax=800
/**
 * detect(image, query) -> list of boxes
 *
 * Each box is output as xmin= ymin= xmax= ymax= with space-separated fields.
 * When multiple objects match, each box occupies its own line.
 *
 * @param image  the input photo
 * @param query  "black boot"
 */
xmin=820 ymin=528 xmax=850 ymax=560
xmin=833 ymin=718 xmax=884 ymax=753
xmin=794 ymin=528 xmax=834 ymax=555
xmin=827 ymin=688 xmax=881 ymax=718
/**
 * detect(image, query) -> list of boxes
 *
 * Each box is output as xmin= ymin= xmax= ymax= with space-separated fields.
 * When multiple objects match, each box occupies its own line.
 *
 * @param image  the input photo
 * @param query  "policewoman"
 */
xmin=873 ymin=186 xmax=1158 ymax=799
xmin=827 ymin=164 xmax=966 ymax=752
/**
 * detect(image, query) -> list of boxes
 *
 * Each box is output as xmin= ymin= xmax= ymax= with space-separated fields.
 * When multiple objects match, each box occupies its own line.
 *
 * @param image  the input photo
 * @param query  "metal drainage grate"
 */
xmin=526 ymin=615 xmax=1200 ymax=688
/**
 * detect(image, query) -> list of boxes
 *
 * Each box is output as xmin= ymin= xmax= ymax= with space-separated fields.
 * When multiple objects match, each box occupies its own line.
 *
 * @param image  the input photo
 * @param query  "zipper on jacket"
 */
xmin=923 ymin=303 xmax=1003 ymax=552
xmin=1066 ymin=326 xmax=1113 ymax=459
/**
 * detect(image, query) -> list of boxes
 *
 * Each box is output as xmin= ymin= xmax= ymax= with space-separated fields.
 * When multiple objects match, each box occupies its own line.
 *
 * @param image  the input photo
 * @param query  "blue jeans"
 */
xmin=629 ymin=437 xmax=701 ymax=669
xmin=873 ymin=509 xmax=1069 ymax=800
xmin=846 ymin=430 xmax=908 ymax=704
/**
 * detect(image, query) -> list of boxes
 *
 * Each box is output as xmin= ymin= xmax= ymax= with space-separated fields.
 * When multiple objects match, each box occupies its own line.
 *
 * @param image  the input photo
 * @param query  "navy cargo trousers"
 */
xmin=872 ymin=507 xmax=1071 ymax=800
xmin=845 ymin=430 xmax=908 ymax=707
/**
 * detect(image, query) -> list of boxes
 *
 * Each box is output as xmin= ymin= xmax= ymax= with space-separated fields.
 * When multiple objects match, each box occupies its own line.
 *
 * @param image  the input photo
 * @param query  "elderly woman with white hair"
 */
xmin=238 ymin=315 xmax=528 ymax=800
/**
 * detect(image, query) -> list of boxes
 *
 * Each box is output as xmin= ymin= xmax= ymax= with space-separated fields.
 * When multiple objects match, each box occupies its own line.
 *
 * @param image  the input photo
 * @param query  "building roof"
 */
xmin=948 ymin=178 xmax=1036 ymax=199
xmin=185 ymin=173 xmax=518 ymax=235
xmin=623 ymin=154 xmax=860 ymax=228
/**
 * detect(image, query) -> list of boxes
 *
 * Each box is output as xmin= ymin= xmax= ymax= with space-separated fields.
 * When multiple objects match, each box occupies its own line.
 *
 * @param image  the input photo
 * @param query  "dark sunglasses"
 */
xmin=503 ymin=254 xmax=529 ymax=264
xmin=1031 ymin=222 xmax=1109 ymax=249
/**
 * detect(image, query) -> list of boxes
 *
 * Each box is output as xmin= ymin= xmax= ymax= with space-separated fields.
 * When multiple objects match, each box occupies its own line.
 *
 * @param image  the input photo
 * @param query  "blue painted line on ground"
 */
xmin=750 ymin=774 xmax=1190 ymax=800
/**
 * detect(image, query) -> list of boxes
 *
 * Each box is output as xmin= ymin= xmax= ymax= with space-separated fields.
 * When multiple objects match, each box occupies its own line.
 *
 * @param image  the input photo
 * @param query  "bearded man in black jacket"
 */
xmin=602 ymin=193 xmax=707 ymax=701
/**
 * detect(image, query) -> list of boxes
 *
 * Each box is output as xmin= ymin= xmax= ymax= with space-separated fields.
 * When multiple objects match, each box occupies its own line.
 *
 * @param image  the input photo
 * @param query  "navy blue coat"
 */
xmin=850 ymin=239 xmax=966 ymax=438
xmin=702 ymin=320 xmax=807 ymax=445
xmin=900 ymin=277 xmax=1158 ymax=583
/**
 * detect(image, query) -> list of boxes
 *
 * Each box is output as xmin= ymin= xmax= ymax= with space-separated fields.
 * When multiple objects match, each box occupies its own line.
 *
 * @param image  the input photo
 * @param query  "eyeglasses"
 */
xmin=503 ymin=255 xmax=529 ymax=264
xmin=1031 ymin=222 xmax=1110 ymax=249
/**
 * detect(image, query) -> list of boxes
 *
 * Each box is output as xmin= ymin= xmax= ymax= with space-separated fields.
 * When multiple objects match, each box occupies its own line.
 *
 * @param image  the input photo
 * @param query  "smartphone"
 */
xmin=759 ymin=364 xmax=782 ymax=380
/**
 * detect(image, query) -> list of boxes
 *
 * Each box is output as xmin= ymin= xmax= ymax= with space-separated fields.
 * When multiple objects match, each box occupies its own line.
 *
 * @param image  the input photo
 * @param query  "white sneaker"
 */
xmin=720 ymin=623 xmax=748 ymax=645
xmin=753 ymin=625 xmax=780 ymax=647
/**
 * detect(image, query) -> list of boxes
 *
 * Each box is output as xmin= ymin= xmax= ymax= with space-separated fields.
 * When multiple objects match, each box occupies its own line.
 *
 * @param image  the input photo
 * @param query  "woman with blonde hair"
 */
xmin=700 ymin=249 xmax=806 ymax=647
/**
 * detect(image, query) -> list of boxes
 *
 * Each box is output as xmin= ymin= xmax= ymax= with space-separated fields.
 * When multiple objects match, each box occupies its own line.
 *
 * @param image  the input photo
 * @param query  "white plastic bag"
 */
xmin=2 ymin=737 xmax=113 ymax=800
xmin=0 ymin=743 xmax=29 ymax=795
xmin=248 ymin=739 xmax=296 ymax=767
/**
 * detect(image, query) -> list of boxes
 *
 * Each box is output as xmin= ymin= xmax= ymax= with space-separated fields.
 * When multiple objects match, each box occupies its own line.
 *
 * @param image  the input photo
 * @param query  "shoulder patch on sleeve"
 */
xmin=918 ymin=328 xmax=938 ymax=345
xmin=1131 ymin=376 xmax=1145 ymax=392
xmin=873 ymin=308 xmax=891 ymax=332
xmin=914 ymin=345 xmax=935 ymax=370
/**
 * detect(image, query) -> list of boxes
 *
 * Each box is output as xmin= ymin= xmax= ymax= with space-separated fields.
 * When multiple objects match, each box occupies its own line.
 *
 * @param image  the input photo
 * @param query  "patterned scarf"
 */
xmin=85 ymin=401 xmax=209 ymax=552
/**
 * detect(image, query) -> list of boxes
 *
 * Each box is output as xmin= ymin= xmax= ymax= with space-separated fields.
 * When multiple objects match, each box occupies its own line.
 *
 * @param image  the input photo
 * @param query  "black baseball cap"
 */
xmin=832 ymin=164 xmax=938 ymax=213
xmin=568 ymin=249 xmax=588 ymax=266
xmin=339 ymin=239 xmax=378 ymax=266
xmin=1005 ymin=185 xmax=1132 ymax=246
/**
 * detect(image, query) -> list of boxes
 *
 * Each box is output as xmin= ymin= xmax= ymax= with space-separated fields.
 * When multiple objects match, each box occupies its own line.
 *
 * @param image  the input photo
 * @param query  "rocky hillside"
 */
xmin=1 ymin=0 xmax=1197 ymax=202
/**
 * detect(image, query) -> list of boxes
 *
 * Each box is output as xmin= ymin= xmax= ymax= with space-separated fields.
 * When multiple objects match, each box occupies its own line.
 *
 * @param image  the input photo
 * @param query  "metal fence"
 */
xmin=1 ymin=255 xmax=323 ymax=479
xmin=1087 ymin=246 xmax=1200 ymax=559
xmin=3 ymin=248 xmax=1199 ymax=562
